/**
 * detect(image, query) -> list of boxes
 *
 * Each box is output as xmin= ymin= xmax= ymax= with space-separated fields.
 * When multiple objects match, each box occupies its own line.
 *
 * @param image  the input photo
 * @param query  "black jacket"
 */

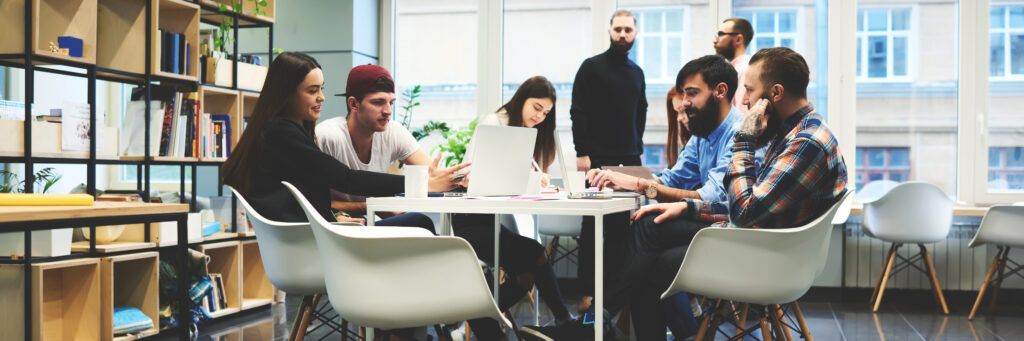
xmin=245 ymin=118 xmax=403 ymax=223
xmin=570 ymin=48 xmax=648 ymax=158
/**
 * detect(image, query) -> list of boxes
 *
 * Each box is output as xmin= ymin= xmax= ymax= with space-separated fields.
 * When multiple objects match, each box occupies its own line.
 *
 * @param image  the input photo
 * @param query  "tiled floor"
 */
xmin=159 ymin=294 xmax=1024 ymax=341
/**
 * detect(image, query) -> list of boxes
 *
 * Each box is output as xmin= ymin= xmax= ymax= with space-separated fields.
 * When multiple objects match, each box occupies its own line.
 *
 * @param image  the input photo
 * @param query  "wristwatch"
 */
xmin=644 ymin=181 xmax=658 ymax=199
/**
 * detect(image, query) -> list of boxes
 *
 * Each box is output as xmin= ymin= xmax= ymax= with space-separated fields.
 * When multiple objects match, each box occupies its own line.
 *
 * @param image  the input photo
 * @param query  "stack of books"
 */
xmin=201 ymin=273 xmax=229 ymax=314
xmin=158 ymin=29 xmax=191 ymax=76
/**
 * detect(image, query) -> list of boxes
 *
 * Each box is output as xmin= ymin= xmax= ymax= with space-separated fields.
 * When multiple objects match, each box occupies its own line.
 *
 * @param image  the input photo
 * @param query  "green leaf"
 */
xmin=259 ymin=0 xmax=268 ymax=6
xmin=218 ymin=3 xmax=229 ymax=12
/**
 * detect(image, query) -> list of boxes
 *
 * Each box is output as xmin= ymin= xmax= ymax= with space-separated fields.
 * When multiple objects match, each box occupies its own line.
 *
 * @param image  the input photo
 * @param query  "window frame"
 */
xmin=624 ymin=6 xmax=691 ymax=84
xmin=855 ymin=147 xmax=911 ymax=186
xmin=856 ymin=6 xmax=915 ymax=83
xmin=734 ymin=7 xmax=803 ymax=54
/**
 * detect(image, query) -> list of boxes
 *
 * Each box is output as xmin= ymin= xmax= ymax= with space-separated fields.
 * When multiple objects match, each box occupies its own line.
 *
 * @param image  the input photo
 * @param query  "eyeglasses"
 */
xmin=717 ymin=31 xmax=741 ymax=37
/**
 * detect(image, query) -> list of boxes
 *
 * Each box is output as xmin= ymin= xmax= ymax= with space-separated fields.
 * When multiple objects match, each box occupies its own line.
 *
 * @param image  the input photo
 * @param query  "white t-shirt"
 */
xmin=315 ymin=117 xmax=420 ymax=201
xmin=732 ymin=54 xmax=751 ymax=113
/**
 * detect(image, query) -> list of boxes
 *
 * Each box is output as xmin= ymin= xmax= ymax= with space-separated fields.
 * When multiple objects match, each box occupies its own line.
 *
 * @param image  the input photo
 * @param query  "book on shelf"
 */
xmin=211 ymin=114 xmax=231 ymax=158
xmin=120 ymin=100 xmax=164 ymax=156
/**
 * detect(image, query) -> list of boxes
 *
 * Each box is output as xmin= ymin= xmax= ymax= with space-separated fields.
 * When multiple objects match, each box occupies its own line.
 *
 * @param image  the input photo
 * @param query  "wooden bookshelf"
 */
xmin=151 ymin=0 xmax=199 ymax=81
xmin=97 ymin=0 xmax=146 ymax=75
xmin=101 ymin=252 xmax=159 ymax=341
xmin=198 ymin=85 xmax=239 ymax=161
xmin=0 ymin=258 xmax=102 ymax=341
xmin=0 ymin=120 xmax=120 ymax=160
xmin=240 ymin=241 xmax=273 ymax=310
xmin=238 ymin=92 xmax=258 ymax=148
xmin=242 ymin=0 xmax=275 ymax=23
xmin=118 ymin=156 xmax=200 ymax=163
xmin=0 ymin=0 xmax=98 ymax=65
xmin=199 ymin=241 xmax=242 ymax=318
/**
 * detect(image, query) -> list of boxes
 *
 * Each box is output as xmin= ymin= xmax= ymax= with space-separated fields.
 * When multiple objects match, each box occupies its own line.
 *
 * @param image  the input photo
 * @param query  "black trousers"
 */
xmin=451 ymin=213 xmax=569 ymax=339
xmin=578 ymin=154 xmax=641 ymax=297
xmin=605 ymin=215 xmax=709 ymax=341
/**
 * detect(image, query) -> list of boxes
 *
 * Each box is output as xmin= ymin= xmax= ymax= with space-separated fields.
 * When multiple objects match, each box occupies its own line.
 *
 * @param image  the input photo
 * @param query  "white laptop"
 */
xmin=554 ymin=134 xmax=612 ymax=199
xmin=465 ymin=125 xmax=537 ymax=197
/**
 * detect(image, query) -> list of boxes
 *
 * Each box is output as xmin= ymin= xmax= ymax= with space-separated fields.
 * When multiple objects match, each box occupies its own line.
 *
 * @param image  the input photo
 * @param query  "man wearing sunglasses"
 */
xmin=714 ymin=17 xmax=754 ymax=112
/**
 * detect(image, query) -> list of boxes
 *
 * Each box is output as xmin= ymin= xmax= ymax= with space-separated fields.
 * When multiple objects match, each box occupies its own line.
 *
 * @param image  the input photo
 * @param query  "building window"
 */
xmin=856 ymin=147 xmax=910 ymax=187
xmin=856 ymin=8 xmax=911 ymax=80
xmin=735 ymin=9 xmax=798 ymax=54
xmin=626 ymin=8 xmax=686 ymax=84
xmin=989 ymin=147 xmax=1024 ymax=190
xmin=642 ymin=144 xmax=668 ymax=172
xmin=990 ymin=5 xmax=1024 ymax=79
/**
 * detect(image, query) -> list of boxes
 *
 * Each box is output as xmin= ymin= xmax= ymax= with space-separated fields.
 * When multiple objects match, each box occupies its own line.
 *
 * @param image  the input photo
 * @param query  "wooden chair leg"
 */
xmin=969 ymin=249 xmax=1003 ymax=320
xmin=988 ymin=247 xmax=1011 ymax=316
xmin=773 ymin=304 xmax=793 ymax=341
xmin=340 ymin=319 xmax=349 ymax=341
xmin=694 ymin=299 xmax=720 ymax=341
xmin=760 ymin=317 xmax=774 ymax=341
xmin=290 ymin=295 xmax=312 ymax=341
xmin=791 ymin=302 xmax=813 ymax=341
xmin=870 ymin=244 xmax=897 ymax=304
xmin=873 ymin=245 xmax=899 ymax=312
xmin=295 ymin=294 xmax=321 ymax=341
xmin=546 ymin=236 xmax=560 ymax=263
xmin=464 ymin=321 xmax=471 ymax=341
xmin=735 ymin=303 xmax=749 ymax=338
xmin=919 ymin=244 xmax=949 ymax=314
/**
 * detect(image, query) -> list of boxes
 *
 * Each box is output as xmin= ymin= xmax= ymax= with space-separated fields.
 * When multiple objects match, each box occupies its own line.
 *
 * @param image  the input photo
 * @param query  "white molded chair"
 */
xmin=230 ymin=186 xmax=359 ymax=341
xmin=282 ymin=181 xmax=513 ymax=335
xmin=967 ymin=205 xmax=1024 ymax=320
xmin=661 ymin=191 xmax=851 ymax=340
xmin=854 ymin=179 xmax=900 ymax=202
xmin=861 ymin=181 xmax=952 ymax=314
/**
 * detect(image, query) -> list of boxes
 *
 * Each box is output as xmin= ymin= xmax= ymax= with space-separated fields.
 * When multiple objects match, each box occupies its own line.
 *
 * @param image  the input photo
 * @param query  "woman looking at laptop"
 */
xmin=451 ymin=76 xmax=574 ymax=339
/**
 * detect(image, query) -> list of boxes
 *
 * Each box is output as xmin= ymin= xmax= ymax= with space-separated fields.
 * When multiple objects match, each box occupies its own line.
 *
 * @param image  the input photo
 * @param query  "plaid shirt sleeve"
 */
xmin=681 ymin=198 xmax=730 ymax=223
xmin=725 ymin=135 xmax=830 ymax=228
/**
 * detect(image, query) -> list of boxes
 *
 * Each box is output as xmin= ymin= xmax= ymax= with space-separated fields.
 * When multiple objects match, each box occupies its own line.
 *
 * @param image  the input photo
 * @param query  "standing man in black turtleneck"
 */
xmin=569 ymin=9 xmax=647 ymax=318
xmin=571 ymin=9 xmax=647 ymax=171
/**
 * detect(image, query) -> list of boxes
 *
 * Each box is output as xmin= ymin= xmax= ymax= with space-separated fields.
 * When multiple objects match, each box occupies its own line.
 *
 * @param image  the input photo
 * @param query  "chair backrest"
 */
xmin=228 ymin=187 xmax=325 ymax=295
xmin=862 ymin=182 xmax=953 ymax=243
xmin=969 ymin=205 xmax=1024 ymax=249
xmin=537 ymin=215 xmax=583 ymax=237
xmin=831 ymin=192 xmax=854 ymax=225
xmin=855 ymin=179 xmax=900 ymax=202
xmin=662 ymin=191 xmax=851 ymax=305
xmin=281 ymin=181 xmax=512 ymax=330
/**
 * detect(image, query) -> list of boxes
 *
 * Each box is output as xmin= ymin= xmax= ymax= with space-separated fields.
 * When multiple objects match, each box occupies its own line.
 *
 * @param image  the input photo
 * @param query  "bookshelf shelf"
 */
xmin=240 ymin=241 xmax=273 ymax=311
xmin=0 ymin=258 xmax=102 ymax=341
xmin=101 ymin=252 xmax=159 ymax=341
xmin=198 ymin=241 xmax=241 ymax=317
xmin=151 ymin=0 xmax=200 ymax=81
xmin=0 ymin=120 xmax=120 ymax=160
xmin=97 ymin=0 xmax=146 ymax=75
xmin=0 ymin=0 xmax=99 ymax=65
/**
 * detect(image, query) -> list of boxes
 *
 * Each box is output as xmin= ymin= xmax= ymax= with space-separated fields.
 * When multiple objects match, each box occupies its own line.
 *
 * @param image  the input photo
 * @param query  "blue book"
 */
xmin=170 ymin=33 xmax=181 ymax=74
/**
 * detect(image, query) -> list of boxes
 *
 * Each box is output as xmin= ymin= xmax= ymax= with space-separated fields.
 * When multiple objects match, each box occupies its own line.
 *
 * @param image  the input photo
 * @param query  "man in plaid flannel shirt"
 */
xmin=601 ymin=47 xmax=848 ymax=340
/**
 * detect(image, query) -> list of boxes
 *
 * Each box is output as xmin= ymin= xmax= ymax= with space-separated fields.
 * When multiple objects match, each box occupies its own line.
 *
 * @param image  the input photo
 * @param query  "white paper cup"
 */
xmin=404 ymin=165 xmax=429 ymax=198
xmin=526 ymin=171 xmax=543 ymax=195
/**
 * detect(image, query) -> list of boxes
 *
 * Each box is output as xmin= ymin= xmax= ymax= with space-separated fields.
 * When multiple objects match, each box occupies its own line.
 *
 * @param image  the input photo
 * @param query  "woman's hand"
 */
xmin=539 ymin=173 xmax=551 ymax=188
xmin=428 ymin=155 xmax=471 ymax=192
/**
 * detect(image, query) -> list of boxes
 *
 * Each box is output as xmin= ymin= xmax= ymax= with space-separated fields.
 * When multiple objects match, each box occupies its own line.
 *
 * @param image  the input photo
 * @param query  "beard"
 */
xmin=756 ymin=96 xmax=783 ymax=148
xmin=715 ymin=44 xmax=736 ymax=60
xmin=684 ymin=98 xmax=721 ymax=138
xmin=610 ymin=37 xmax=634 ymax=55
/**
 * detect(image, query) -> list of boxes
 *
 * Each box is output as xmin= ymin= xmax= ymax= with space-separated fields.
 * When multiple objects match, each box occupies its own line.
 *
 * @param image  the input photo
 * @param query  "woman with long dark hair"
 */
xmin=222 ymin=52 xmax=465 ymax=227
xmin=454 ymin=76 xmax=574 ymax=339
xmin=665 ymin=87 xmax=693 ymax=168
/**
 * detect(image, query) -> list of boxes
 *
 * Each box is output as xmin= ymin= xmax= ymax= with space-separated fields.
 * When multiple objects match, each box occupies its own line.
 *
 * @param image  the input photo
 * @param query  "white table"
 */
xmin=366 ymin=195 xmax=640 ymax=340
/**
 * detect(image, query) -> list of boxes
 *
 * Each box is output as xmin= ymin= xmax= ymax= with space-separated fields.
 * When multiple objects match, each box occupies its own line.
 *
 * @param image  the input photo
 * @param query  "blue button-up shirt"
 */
xmin=658 ymin=106 xmax=744 ymax=202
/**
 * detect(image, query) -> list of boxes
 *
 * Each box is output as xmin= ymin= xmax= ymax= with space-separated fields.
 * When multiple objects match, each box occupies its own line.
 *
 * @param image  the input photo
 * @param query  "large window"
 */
xmin=856 ymin=147 xmax=910 ymax=187
xmin=735 ymin=9 xmax=798 ymax=53
xmin=857 ymin=8 xmax=911 ymax=80
xmin=986 ymin=3 xmax=1024 ymax=194
xmin=642 ymin=144 xmax=668 ymax=172
xmin=856 ymin=2 xmax=957 ymax=195
xmin=627 ymin=8 xmax=687 ymax=84
xmin=394 ymin=0 xmax=478 ymax=129
xmin=989 ymin=5 xmax=1024 ymax=79
xmin=503 ymin=0 xmax=591 ymax=130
